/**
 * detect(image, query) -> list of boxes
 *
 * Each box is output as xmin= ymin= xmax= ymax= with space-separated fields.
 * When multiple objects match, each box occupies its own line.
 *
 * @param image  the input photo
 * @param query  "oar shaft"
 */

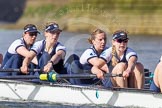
xmin=0 ymin=74 xmax=96 ymax=80
xmin=0 ymin=75 xmax=38 ymax=79
xmin=0 ymin=73 xmax=122 ymax=80
xmin=56 ymin=73 xmax=122 ymax=79
xmin=57 ymin=74 xmax=96 ymax=79
xmin=39 ymin=72 xmax=123 ymax=82
xmin=0 ymin=69 xmax=43 ymax=72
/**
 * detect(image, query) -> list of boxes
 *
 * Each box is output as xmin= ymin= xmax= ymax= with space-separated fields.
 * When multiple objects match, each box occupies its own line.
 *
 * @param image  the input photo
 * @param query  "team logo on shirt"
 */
xmin=90 ymin=53 xmax=93 ymax=56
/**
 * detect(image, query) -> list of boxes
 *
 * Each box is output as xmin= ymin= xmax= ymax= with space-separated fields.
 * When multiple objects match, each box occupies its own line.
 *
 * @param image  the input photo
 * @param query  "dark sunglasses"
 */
xmin=49 ymin=31 xmax=60 ymax=35
xmin=26 ymin=32 xmax=38 ymax=37
xmin=116 ymin=39 xmax=128 ymax=43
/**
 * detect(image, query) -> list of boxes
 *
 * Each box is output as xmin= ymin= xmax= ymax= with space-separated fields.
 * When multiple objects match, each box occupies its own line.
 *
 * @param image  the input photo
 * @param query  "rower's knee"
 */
xmin=135 ymin=62 xmax=144 ymax=74
xmin=113 ymin=62 xmax=127 ymax=74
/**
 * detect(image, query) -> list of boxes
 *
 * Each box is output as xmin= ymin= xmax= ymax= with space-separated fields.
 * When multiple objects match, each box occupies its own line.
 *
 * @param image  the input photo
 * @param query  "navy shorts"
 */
xmin=102 ymin=77 xmax=113 ymax=88
xmin=150 ymin=80 xmax=161 ymax=92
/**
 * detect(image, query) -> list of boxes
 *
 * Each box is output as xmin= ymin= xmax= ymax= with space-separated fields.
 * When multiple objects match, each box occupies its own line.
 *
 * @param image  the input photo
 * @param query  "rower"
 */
xmin=1 ymin=24 xmax=40 ymax=76
xmin=65 ymin=29 xmax=113 ymax=87
xmin=92 ymin=30 xmax=145 ymax=89
xmin=150 ymin=56 xmax=162 ymax=93
xmin=21 ymin=22 xmax=67 ymax=75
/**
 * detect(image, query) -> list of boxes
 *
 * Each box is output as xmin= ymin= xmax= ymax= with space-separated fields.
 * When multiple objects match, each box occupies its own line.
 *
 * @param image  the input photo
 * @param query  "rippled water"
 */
xmin=0 ymin=101 xmax=113 ymax=108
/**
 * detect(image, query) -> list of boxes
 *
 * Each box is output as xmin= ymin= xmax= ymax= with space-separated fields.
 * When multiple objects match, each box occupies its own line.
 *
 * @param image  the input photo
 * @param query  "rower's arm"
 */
xmin=89 ymin=58 xmax=109 ymax=79
xmin=91 ymin=66 xmax=104 ymax=79
xmin=50 ymin=50 xmax=65 ymax=65
xmin=43 ymin=50 xmax=65 ymax=73
xmin=122 ymin=56 xmax=137 ymax=78
xmin=127 ymin=56 xmax=137 ymax=72
xmin=21 ymin=51 xmax=36 ymax=74
xmin=16 ymin=46 xmax=32 ymax=57
xmin=89 ymin=57 xmax=108 ymax=72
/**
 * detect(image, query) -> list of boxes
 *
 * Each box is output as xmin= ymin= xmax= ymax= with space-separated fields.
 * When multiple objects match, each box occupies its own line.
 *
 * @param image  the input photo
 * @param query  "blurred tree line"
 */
xmin=3 ymin=0 xmax=162 ymax=35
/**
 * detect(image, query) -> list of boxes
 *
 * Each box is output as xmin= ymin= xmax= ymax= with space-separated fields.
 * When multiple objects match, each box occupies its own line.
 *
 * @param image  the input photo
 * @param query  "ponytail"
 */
xmin=111 ymin=45 xmax=118 ymax=66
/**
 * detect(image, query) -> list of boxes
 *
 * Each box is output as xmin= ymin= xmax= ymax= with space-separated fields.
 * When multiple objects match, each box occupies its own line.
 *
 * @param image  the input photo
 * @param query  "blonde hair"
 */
xmin=45 ymin=22 xmax=57 ymax=26
xmin=111 ymin=45 xmax=118 ymax=66
xmin=88 ymin=29 xmax=106 ymax=44
xmin=111 ymin=29 xmax=128 ymax=66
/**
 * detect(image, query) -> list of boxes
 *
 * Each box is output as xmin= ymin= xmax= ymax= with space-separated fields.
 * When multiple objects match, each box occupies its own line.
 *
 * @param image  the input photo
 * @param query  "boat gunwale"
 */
xmin=0 ymin=79 xmax=161 ymax=95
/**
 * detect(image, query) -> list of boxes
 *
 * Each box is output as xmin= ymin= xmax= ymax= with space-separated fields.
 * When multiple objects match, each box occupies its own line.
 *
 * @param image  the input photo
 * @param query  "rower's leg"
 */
xmin=133 ymin=62 xmax=144 ymax=89
xmin=128 ymin=72 xmax=135 ymax=88
xmin=0 ymin=53 xmax=3 ymax=67
xmin=65 ymin=54 xmax=83 ymax=85
xmin=156 ymin=61 xmax=162 ymax=92
xmin=111 ymin=62 xmax=128 ymax=88
xmin=38 ymin=52 xmax=51 ymax=68
xmin=150 ymin=61 xmax=162 ymax=92
xmin=1 ymin=55 xmax=23 ymax=76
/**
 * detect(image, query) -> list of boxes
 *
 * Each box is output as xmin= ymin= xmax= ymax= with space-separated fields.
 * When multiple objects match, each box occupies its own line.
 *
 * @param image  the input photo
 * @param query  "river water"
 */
xmin=0 ymin=30 xmax=162 ymax=108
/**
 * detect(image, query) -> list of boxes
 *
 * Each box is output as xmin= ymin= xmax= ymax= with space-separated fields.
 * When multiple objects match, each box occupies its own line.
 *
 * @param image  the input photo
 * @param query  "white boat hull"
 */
xmin=0 ymin=79 xmax=161 ymax=108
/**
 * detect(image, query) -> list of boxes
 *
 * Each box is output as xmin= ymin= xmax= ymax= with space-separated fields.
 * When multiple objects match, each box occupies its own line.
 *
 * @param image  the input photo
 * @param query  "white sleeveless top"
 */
xmin=100 ymin=47 xmax=138 ymax=63
xmin=80 ymin=46 xmax=108 ymax=65
xmin=8 ymin=38 xmax=28 ymax=54
xmin=31 ymin=40 xmax=66 ymax=55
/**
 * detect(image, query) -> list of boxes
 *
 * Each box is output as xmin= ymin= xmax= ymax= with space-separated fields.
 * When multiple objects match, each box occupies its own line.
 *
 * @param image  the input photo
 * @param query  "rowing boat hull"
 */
xmin=0 ymin=79 xmax=161 ymax=108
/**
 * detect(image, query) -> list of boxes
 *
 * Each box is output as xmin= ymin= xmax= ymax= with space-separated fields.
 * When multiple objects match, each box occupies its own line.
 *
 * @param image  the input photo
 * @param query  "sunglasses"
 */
xmin=49 ymin=31 xmax=60 ymax=35
xmin=116 ymin=39 xmax=128 ymax=43
xmin=26 ymin=32 xmax=38 ymax=37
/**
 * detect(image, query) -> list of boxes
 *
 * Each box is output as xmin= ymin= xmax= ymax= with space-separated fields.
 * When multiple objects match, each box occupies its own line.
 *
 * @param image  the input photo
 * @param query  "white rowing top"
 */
xmin=80 ymin=46 xmax=108 ymax=65
xmin=100 ymin=47 xmax=138 ymax=63
xmin=8 ymin=38 xmax=27 ymax=54
xmin=160 ymin=56 xmax=162 ymax=61
xmin=31 ymin=40 xmax=66 ymax=55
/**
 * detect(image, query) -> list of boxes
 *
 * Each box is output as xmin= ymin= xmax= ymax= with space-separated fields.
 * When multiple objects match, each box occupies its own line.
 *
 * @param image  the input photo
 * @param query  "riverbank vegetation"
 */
xmin=3 ymin=0 xmax=162 ymax=35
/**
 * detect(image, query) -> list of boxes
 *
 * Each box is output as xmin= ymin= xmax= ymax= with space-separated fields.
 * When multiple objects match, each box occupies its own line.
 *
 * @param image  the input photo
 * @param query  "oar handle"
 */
xmin=0 ymin=69 xmax=43 ymax=72
xmin=0 ymin=75 xmax=38 ymax=79
xmin=107 ymin=73 xmax=123 ymax=77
